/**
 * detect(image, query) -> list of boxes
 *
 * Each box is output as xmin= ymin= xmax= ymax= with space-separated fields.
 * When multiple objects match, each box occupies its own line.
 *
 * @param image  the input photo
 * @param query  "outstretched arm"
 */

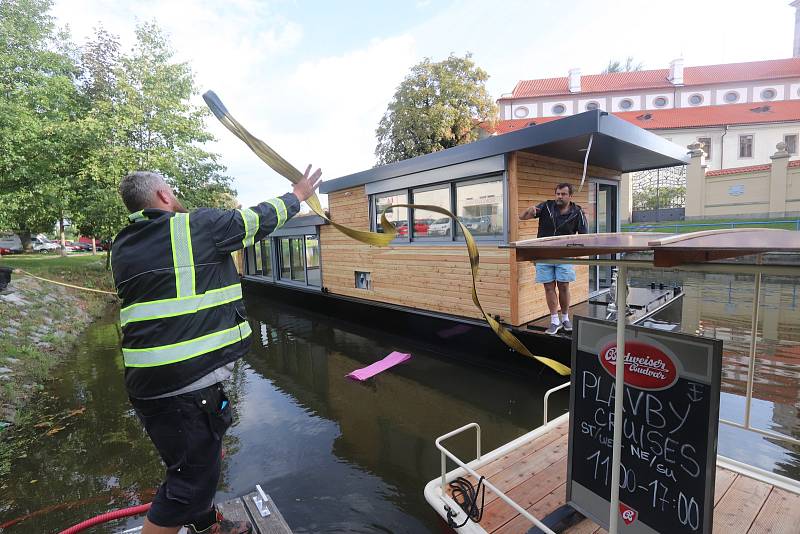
xmin=212 ymin=165 xmax=322 ymax=254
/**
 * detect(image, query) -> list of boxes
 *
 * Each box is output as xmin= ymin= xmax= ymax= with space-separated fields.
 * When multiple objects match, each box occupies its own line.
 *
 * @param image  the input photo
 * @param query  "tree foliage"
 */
xmin=374 ymin=53 xmax=496 ymax=165
xmin=0 ymin=1 xmax=236 ymax=256
xmin=603 ymin=57 xmax=644 ymax=74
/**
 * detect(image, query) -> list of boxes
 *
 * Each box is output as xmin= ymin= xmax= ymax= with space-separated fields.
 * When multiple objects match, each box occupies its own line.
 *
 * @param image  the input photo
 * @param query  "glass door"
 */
xmin=588 ymin=181 xmax=619 ymax=295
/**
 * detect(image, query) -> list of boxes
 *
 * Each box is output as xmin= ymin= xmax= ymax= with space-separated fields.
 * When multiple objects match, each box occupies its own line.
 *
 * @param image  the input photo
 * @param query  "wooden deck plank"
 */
xmin=216 ymin=498 xmax=251 ymax=527
xmin=714 ymin=468 xmax=739 ymax=505
xmin=713 ymin=476 xmax=772 ymax=533
xmin=242 ymin=491 xmax=293 ymax=534
xmin=480 ymin=457 xmax=569 ymax=532
xmin=492 ymin=484 xmax=566 ymax=534
xmin=748 ymin=487 xmax=800 ymax=534
xmin=471 ymin=420 xmax=569 ymax=480
xmin=562 ymin=518 xmax=603 ymax=534
xmin=478 ymin=434 xmax=570 ymax=508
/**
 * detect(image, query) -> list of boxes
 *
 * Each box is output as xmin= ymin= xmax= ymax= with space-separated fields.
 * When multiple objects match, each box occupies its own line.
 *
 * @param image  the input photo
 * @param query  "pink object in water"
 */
xmin=346 ymin=351 xmax=411 ymax=381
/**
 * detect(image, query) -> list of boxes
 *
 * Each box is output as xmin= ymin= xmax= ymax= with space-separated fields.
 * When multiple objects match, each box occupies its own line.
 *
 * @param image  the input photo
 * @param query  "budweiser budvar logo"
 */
xmin=619 ymin=502 xmax=638 ymax=525
xmin=599 ymin=341 xmax=678 ymax=390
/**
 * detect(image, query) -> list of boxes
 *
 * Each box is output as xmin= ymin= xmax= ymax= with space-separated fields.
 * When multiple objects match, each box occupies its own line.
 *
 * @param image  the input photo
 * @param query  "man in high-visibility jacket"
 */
xmin=112 ymin=167 xmax=321 ymax=534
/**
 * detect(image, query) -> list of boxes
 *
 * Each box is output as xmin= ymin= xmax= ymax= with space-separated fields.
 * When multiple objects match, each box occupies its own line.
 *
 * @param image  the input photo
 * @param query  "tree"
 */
xmin=375 ymin=53 xmax=496 ymax=165
xmin=0 ymin=0 xmax=85 ymax=251
xmin=603 ymin=57 xmax=644 ymax=74
xmin=72 ymin=23 xmax=237 ymax=267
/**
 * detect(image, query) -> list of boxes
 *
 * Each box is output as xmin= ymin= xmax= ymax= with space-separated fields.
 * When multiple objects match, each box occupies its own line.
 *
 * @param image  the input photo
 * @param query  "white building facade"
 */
xmin=495 ymin=58 xmax=800 ymax=171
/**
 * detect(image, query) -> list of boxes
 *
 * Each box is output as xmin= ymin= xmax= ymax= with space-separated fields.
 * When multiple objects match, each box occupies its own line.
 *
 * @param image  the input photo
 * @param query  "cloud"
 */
xmin=226 ymin=34 xmax=418 ymax=208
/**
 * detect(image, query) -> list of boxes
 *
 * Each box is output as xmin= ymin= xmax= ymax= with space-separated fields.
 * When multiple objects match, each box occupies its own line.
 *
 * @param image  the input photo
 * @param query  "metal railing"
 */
xmin=433 ymin=382 xmax=573 ymax=533
xmin=543 ymin=381 xmax=570 ymax=426
xmin=624 ymin=219 xmax=800 ymax=233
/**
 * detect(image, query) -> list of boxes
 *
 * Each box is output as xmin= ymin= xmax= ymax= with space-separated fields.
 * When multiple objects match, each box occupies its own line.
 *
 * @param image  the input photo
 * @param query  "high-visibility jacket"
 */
xmin=111 ymin=193 xmax=300 ymax=398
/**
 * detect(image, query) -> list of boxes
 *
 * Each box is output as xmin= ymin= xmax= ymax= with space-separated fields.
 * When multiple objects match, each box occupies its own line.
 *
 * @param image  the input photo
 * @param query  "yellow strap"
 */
xmin=14 ymin=269 xmax=117 ymax=296
xmin=202 ymin=91 xmax=569 ymax=376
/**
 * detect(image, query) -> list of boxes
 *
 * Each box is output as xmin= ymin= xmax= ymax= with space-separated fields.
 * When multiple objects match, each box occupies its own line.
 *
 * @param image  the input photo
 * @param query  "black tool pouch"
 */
xmin=194 ymin=384 xmax=233 ymax=441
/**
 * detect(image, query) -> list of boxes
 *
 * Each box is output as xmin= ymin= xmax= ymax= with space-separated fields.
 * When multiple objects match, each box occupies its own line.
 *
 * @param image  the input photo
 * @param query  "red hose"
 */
xmin=58 ymin=503 xmax=151 ymax=534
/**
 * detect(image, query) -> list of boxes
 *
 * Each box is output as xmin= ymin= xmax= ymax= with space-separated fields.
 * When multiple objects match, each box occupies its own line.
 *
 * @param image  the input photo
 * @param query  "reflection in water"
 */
xmin=638 ymin=270 xmax=800 ymax=480
xmin=1 ymin=271 xmax=798 ymax=532
xmin=0 ymin=299 xmax=568 ymax=533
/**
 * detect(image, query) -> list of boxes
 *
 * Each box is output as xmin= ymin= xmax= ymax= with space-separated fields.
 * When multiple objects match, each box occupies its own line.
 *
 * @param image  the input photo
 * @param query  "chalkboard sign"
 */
xmin=567 ymin=316 xmax=722 ymax=534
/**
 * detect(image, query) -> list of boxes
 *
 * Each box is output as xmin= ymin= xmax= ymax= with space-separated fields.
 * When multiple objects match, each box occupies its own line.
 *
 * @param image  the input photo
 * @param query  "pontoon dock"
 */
xmin=426 ymin=229 xmax=800 ymax=534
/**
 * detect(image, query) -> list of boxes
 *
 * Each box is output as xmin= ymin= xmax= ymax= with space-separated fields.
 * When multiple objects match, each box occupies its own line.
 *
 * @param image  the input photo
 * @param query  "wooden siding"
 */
xmin=511 ymin=152 xmax=618 ymax=325
xmin=320 ymin=186 xmax=511 ymax=321
xmin=319 ymin=151 xmax=618 ymax=326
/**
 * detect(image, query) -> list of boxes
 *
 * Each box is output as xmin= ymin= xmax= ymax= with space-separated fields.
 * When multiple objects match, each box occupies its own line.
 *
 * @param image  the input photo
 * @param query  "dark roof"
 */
xmin=282 ymin=213 xmax=326 ymax=228
xmin=320 ymin=110 xmax=689 ymax=194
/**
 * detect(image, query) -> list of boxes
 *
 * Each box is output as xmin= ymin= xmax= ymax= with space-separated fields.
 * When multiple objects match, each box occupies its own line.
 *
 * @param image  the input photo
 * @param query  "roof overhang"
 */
xmin=320 ymin=110 xmax=689 ymax=194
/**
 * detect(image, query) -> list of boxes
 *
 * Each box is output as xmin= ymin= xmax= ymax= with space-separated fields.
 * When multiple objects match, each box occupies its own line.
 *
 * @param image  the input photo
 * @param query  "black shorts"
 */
xmin=131 ymin=383 xmax=233 ymax=527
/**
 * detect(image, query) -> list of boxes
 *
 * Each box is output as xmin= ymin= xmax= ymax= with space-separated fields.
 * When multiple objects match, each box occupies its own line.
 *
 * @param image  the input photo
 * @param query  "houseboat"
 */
xmin=240 ymin=110 xmax=689 ymax=368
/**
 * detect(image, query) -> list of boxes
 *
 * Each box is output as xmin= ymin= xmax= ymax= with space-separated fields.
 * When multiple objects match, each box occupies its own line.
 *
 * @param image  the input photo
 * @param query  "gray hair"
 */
xmin=119 ymin=171 xmax=168 ymax=212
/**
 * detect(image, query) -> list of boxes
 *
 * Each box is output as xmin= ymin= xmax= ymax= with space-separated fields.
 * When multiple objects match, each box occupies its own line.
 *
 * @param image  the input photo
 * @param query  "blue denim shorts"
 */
xmin=535 ymin=263 xmax=576 ymax=283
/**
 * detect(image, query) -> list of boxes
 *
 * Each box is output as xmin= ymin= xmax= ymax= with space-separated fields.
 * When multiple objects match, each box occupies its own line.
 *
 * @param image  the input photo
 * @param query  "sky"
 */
xmin=51 ymin=0 xmax=795 ymax=209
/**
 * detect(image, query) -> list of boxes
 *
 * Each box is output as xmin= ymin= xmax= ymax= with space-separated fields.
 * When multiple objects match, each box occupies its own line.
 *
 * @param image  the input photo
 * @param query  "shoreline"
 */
xmin=0 ymin=255 xmax=116 ymax=427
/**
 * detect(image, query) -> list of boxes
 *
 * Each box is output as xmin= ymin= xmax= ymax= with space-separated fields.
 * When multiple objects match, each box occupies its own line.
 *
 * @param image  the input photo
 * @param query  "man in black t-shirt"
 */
xmin=520 ymin=183 xmax=588 ymax=335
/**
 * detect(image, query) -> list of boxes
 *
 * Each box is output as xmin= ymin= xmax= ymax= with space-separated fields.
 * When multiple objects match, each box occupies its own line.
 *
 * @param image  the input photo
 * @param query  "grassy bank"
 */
xmin=0 ymin=255 xmax=116 ymax=421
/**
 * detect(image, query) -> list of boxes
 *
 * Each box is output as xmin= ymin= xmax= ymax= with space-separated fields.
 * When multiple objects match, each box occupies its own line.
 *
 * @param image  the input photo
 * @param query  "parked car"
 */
xmin=0 ymin=234 xmax=22 ymax=253
xmin=64 ymin=241 xmax=85 ymax=252
xmin=427 ymin=218 xmax=451 ymax=236
xmin=395 ymin=221 xmax=429 ymax=237
xmin=462 ymin=216 xmax=492 ymax=234
xmin=32 ymin=236 xmax=60 ymax=253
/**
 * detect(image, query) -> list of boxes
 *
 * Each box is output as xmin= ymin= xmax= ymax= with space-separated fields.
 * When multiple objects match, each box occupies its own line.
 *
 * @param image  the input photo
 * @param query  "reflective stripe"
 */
xmin=266 ymin=198 xmax=287 ymax=230
xmin=129 ymin=210 xmax=145 ymax=222
xmin=122 ymin=321 xmax=252 ymax=367
xmin=120 ymin=284 xmax=243 ymax=326
xmin=238 ymin=208 xmax=259 ymax=248
xmin=170 ymin=213 xmax=195 ymax=298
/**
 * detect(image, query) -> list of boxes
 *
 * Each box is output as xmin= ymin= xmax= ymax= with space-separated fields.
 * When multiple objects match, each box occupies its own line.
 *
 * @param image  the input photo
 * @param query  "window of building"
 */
xmin=305 ymin=235 xmax=320 ymax=286
xmin=412 ymin=185 xmax=451 ymax=239
xmin=697 ymin=137 xmax=712 ymax=160
xmin=739 ymin=134 xmax=754 ymax=158
xmin=370 ymin=174 xmax=505 ymax=243
xmin=689 ymin=94 xmax=704 ymax=106
xmin=785 ymin=134 xmax=798 ymax=155
xmin=374 ymin=191 xmax=408 ymax=237
xmin=653 ymin=96 xmax=668 ymax=108
xmin=760 ymin=88 xmax=777 ymax=101
xmin=513 ymin=106 xmax=529 ymax=118
xmin=552 ymin=103 xmax=566 ymax=115
xmin=619 ymin=98 xmax=633 ymax=110
xmin=585 ymin=101 xmax=599 ymax=111
xmin=724 ymin=91 xmax=739 ymax=103
xmin=455 ymin=179 xmax=504 ymax=239
xmin=279 ymin=238 xmax=291 ymax=279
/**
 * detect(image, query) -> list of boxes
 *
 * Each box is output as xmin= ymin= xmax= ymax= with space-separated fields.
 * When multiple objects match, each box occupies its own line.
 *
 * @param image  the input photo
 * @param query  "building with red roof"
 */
xmin=492 ymin=55 xmax=800 ymax=170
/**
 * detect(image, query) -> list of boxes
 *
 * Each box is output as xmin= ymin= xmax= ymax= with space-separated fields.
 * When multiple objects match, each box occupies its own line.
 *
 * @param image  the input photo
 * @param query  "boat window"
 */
xmin=254 ymin=239 xmax=264 ymax=274
xmin=374 ymin=191 xmax=408 ymax=235
xmin=411 ymin=185 xmax=451 ymax=239
xmin=455 ymin=179 xmax=504 ymax=239
xmin=290 ymin=237 xmax=305 ymax=282
xmin=280 ymin=238 xmax=291 ymax=279
xmin=259 ymin=240 xmax=272 ymax=277
xmin=305 ymin=235 xmax=321 ymax=286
